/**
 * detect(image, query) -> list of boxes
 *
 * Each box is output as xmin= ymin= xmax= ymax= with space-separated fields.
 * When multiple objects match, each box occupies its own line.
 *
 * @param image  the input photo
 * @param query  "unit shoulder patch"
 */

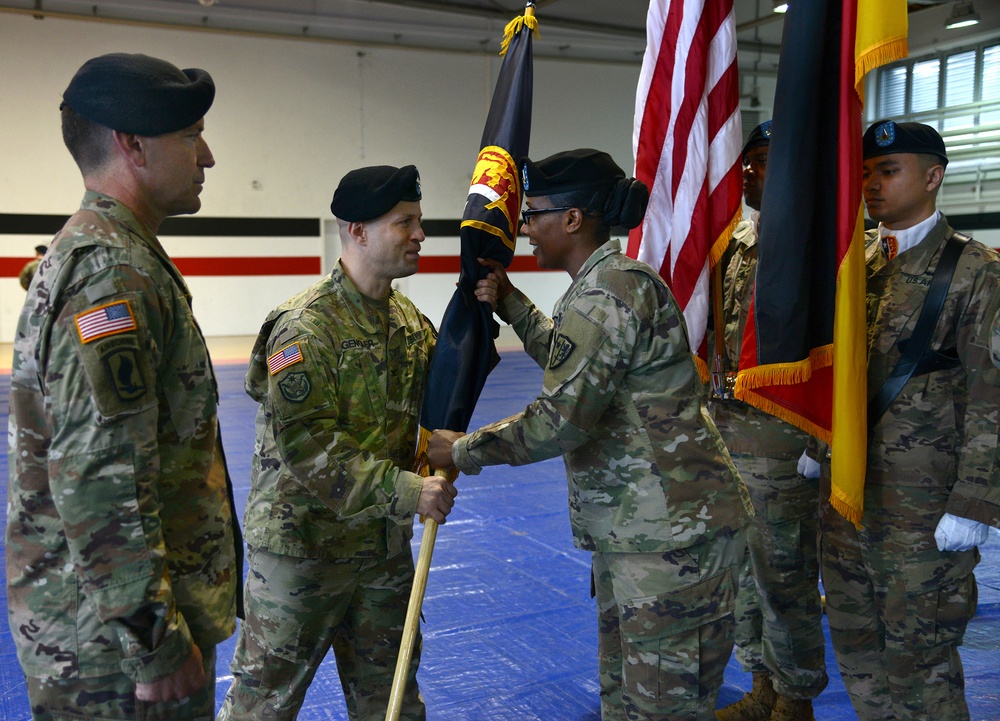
xmin=550 ymin=333 xmax=576 ymax=369
xmin=278 ymin=371 xmax=311 ymax=403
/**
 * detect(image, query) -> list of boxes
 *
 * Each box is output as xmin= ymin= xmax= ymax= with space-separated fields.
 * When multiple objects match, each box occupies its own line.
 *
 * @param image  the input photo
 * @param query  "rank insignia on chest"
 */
xmin=75 ymin=300 xmax=137 ymax=343
xmin=550 ymin=333 xmax=576 ymax=369
xmin=268 ymin=342 xmax=304 ymax=375
xmin=278 ymin=371 xmax=311 ymax=403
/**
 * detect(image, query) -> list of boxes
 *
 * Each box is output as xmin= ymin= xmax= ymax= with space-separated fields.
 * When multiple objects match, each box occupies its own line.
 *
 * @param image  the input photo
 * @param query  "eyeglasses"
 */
xmin=521 ymin=206 xmax=575 ymax=226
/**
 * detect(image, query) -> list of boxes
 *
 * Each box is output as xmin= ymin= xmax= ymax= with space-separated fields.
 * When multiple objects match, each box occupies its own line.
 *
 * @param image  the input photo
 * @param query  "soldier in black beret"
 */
xmin=219 ymin=163 xmax=455 ymax=720
xmin=429 ymin=147 xmax=751 ymax=719
xmin=7 ymin=53 xmax=240 ymax=720
xmin=819 ymin=119 xmax=1000 ymax=718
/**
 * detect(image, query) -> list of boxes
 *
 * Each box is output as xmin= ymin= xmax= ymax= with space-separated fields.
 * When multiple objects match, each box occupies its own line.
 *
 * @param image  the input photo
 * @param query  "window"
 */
xmin=873 ymin=42 xmax=1000 ymax=162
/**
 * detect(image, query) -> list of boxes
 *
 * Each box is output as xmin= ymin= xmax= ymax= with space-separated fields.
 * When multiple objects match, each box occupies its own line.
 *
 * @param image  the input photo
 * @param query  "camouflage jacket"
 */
xmin=865 ymin=216 xmax=1000 ymax=527
xmin=453 ymin=239 xmax=751 ymax=552
xmin=710 ymin=220 xmax=810 ymax=459
xmin=243 ymin=263 xmax=435 ymax=560
xmin=18 ymin=258 xmax=40 ymax=291
xmin=6 ymin=193 xmax=239 ymax=683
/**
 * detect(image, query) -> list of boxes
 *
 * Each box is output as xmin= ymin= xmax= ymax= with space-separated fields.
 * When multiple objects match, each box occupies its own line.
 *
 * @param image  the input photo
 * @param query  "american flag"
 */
xmin=74 ymin=301 xmax=137 ymax=343
xmin=627 ymin=0 xmax=743 ymax=373
xmin=267 ymin=343 xmax=303 ymax=375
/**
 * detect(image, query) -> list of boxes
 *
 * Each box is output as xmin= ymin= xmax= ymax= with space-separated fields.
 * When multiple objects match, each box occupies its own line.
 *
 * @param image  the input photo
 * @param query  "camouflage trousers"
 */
xmin=820 ymin=475 xmax=979 ymax=720
xmin=217 ymin=545 xmax=424 ymax=721
xmin=730 ymin=452 xmax=827 ymax=699
xmin=23 ymin=646 xmax=216 ymax=721
xmin=594 ymin=528 xmax=745 ymax=721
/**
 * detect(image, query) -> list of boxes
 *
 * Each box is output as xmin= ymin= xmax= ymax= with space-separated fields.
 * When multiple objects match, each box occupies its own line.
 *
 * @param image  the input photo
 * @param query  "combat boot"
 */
xmin=768 ymin=695 xmax=816 ymax=721
xmin=716 ymin=672 xmax=777 ymax=721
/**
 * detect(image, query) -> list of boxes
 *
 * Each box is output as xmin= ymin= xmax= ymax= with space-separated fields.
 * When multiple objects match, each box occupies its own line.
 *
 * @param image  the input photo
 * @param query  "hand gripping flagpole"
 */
xmin=385 ymin=6 xmax=535 ymax=719
xmin=384 ymin=474 xmax=449 ymax=721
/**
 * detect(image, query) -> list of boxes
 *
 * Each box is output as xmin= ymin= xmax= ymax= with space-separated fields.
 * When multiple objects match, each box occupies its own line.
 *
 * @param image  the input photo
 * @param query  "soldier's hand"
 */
xmin=428 ymin=429 xmax=463 ymax=470
xmin=476 ymin=257 xmax=515 ymax=308
xmin=417 ymin=475 xmax=458 ymax=524
xmin=135 ymin=643 xmax=205 ymax=702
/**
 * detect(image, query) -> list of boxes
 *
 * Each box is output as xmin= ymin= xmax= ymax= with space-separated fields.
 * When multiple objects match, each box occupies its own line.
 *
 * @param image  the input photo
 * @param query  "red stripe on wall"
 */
xmin=2 ymin=255 xmax=555 ymax=278
xmin=1 ymin=258 xmax=31 ymax=277
xmin=173 ymin=256 xmax=322 ymax=276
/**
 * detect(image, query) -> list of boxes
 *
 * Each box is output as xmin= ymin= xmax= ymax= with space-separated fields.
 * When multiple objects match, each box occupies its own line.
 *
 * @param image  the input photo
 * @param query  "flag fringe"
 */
xmin=734 ymin=344 xmax=833 ymax=389
xmin=693 ymin=353 xmax=710 ymax=385
xmin=415 ymin=425 xmax=432 ymax=477
xmin=733 ymin=345 xmax=834 ymax=442
xmin=500 ymin=12 xmax=540 ymax=56
xmin=854 ymin=37 xmax=907 ymax=97
xmin=710 ymin=210 xmax=742 ymax=271
xmin=415 ymin=425 xmax=458 ymax=482
xmin=829 ymin=484 xmax=864 ymax=529
xmin=735 ymin=387 xmax=833 ymax=443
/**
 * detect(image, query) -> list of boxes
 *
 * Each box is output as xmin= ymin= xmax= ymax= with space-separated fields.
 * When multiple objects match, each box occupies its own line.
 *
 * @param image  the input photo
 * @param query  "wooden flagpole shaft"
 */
xmin=384 ymin=516 xmax=439 ymax=721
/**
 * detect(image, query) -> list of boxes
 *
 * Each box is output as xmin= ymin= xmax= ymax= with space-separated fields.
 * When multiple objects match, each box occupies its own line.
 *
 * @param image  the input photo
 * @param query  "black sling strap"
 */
xmin=867 ymin=230 xmax=970 ymax=429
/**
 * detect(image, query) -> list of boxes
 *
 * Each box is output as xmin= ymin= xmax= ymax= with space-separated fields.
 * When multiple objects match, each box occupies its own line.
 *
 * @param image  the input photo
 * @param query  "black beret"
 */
xmin=863 ymin=120 xmax=948 ymax=166
xmin=61 ymin=53 xmax=215 ymax=136
xmin=330 ymin=165 xmax=422 ymax=222
xmin=742 ymin=119 xmax=773 ymax=157
xmin=521 ymin=148 xmax=625 ymax=197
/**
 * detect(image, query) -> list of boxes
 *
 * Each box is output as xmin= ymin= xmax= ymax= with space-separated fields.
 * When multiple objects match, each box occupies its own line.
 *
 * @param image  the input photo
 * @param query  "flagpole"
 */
xmin=386 ymin=5 xmax=535 ymax=718
xmin=384 ymin=515 xmax=439 ymax=721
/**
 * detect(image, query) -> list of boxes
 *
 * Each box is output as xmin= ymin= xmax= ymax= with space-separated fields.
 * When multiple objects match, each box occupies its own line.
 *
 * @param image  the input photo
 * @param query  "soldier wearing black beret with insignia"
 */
xmin=7 ymin=53 xmax=240 ymax=720
xmin=219 ymin=165 xmax=456 ymax=721
xmin=429 ymin=148 xmax=751 ymax=720
xmin=819 ymin=120 xmax=1000 ymax=720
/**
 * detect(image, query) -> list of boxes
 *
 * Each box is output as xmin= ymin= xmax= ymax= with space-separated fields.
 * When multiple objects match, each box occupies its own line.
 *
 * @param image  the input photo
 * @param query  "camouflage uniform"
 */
xmin=709 ymin=220 xmax=826 ymax=698
xmin=451 ymin=239 xmax=752 ymax=721
xmin=219 ymin=263 xmax=435 ymax=721
xmin=6 ymin=192 xmax=240 ymax=720
xmin=19 ymin=257 xmax=41 ymax=290
xmin=820 ymin=216 xmax=1000 ymax=720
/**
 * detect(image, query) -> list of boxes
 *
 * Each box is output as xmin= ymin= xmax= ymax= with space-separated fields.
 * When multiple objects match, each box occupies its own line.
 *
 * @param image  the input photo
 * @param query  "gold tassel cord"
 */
xmin=499 ymin=11 xmax=540 ymax=57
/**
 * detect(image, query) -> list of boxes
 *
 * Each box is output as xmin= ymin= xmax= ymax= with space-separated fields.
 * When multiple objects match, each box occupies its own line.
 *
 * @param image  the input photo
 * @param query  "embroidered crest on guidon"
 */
xmin=278 ymin=371 xmax=311 ymax=403
xmin=462 ymin=145 xmax=521 ymax=252
xmin=550 ymin=333 xmax=576 ymax=369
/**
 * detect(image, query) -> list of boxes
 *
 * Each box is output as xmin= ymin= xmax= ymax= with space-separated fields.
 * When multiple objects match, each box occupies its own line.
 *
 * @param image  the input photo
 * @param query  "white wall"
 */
xmin=0 ymin=12 xmax=641 ymax=340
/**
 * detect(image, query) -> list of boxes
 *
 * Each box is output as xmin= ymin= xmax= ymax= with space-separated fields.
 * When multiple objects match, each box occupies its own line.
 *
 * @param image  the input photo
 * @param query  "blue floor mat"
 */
xmin=1 ymin=351 xmax=998 ymax=720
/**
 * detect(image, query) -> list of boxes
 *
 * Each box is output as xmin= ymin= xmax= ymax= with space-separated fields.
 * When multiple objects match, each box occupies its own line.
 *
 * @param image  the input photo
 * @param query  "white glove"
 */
xmin=797 ymin=449 xmax=820 ymax=479
xmin=934 ymin=513 xmax=991 ymax=552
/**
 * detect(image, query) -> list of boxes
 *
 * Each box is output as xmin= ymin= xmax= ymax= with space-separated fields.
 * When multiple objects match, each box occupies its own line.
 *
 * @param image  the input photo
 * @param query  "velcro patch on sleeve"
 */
xmin=268 ymin=342 xmax=304 ymax=375
xmin=74 ymin=300 xmax=137 ymax=344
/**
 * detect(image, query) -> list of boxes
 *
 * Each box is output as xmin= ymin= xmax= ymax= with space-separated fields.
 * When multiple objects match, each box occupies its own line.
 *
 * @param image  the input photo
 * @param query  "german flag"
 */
xmin=734 ymin=0 xmax=907 ymax=526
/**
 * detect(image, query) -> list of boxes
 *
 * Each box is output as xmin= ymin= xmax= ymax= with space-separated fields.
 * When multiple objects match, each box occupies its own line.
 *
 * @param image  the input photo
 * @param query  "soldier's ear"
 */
xmin=925 ymin=164 xmax=944 ymax=194
xmin=347 ymin=221 xmax=367 ymax=246
xmin=111 ymin=130 xmax=147 ymax=168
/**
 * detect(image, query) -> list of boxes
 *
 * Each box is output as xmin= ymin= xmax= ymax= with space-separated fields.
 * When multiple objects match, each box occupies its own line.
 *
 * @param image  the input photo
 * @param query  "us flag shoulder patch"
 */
xmin=268 ymin=342 xmax=304 ymax=375
xmin=75 ymin=300 xmax=137 ymax=343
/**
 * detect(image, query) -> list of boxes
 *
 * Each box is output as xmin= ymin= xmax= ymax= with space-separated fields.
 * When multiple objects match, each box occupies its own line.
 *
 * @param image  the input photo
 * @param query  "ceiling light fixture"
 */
xmin=945 ymin=1 xmax=980 ymax=29
xmin=772 ymin=1 xmax=789 ymax=13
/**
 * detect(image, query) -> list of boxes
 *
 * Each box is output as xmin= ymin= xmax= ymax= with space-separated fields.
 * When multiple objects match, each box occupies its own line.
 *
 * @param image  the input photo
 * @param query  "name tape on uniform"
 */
xmin=74 ymin=300 xmax=137 ymax=344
